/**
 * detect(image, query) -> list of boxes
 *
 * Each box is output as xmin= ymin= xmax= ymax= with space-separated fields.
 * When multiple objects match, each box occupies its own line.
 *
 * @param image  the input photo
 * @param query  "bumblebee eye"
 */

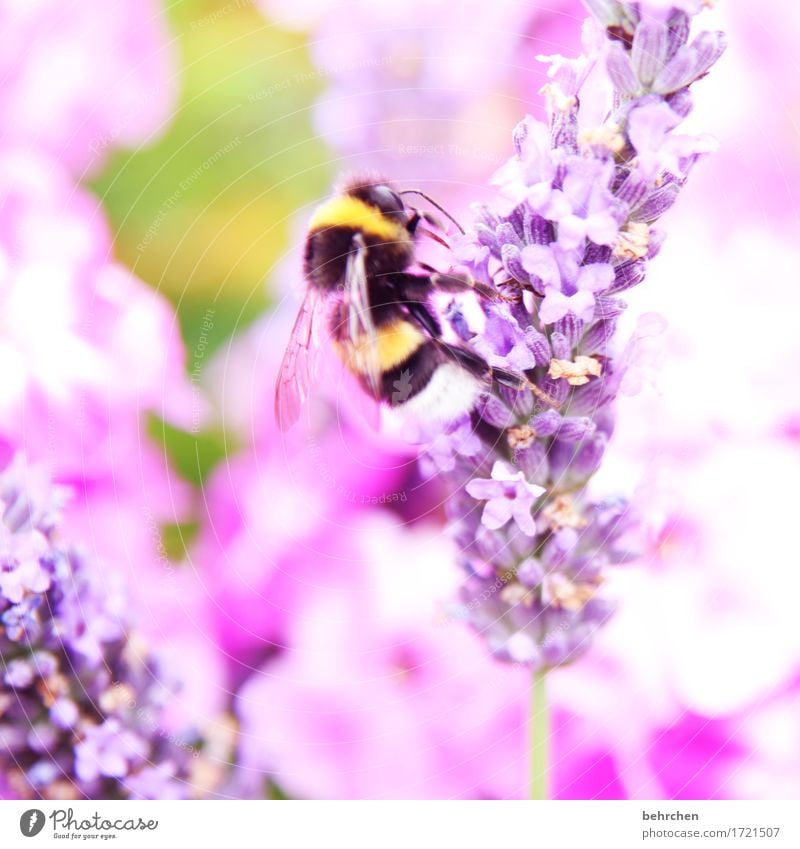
xmin=370 ymin=185 xmax=405 ymax=215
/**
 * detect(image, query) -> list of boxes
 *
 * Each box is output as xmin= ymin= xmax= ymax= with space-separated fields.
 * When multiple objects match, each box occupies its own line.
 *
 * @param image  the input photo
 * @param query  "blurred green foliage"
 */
xmin=147 ymin=414 xmax=233 ymax=486
xmin=90 ymin=0 xmax=336 ymax=507
xmin=92 ymin=0 xmax=332 ymax=354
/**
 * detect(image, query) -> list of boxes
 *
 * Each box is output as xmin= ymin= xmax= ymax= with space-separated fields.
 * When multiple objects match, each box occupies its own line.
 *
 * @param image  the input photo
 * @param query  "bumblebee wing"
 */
xmin=274 ymin=288 xmax=327 ymax=430
xmin=345 ymin=233 xmax=381 ymax=395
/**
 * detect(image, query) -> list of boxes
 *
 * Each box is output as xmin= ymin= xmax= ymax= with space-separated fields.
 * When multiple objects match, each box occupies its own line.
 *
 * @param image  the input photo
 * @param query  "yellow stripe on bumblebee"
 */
xmin=334 ymin=319 xmax=425 ymax=375
xmin=308 ymin=195 xmax=409 ymax=242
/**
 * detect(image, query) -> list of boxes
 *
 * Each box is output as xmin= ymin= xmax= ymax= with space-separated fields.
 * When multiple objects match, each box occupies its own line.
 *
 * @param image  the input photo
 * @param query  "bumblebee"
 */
xmin=274 ymin=175 xmax=532 ymax=430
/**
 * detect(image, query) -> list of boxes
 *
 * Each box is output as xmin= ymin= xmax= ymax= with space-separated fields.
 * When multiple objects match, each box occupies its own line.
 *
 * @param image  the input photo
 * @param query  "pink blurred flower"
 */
xmin=257 ymin=0 xmax=585 ymax=189
xmin=0 ymin=147 xmax=193 ymax=480
xmin=230 ymin=506 xmax=800 ymax=800
xmin=196 ymin=315 xmax=433 ymax=679
xmin=235 ymin=517 xmax=530 ymax=799
xmin=0 ymin=0 xmax=178 ymax=176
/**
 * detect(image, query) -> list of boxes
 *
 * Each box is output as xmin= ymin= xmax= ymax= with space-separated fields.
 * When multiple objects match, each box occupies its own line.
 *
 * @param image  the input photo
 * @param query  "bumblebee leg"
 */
xmin=430 ymin=271 xmax=513 ymax=303
xmin=442 ymin=342 xmax=491 ymax=379
xmin=393 ymin=270 xmax=507 ymax=304
xmin=487 ymin=365 xmax=560 ymax=409
xmin=404 ymin=300 xmax=442 ymax=337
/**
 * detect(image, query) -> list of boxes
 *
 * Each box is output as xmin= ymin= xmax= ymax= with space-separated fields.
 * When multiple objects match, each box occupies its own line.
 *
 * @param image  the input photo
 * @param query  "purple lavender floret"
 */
xmin=428 ymin=1 xmax=724 ymax=667
xmin=0 ymin=458 xmax=199 ymax=800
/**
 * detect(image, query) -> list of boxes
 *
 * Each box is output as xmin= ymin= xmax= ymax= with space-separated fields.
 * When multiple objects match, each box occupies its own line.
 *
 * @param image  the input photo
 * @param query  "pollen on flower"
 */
xmin=542 ymin=495 xmax=588 ymax=531
xmin=548 ymin=355 xmax=603 ymax=386
xmin=578 ymin=124 xmax=625 ymax=154
xmin=36 ymin=673 xmax=69 ymax=707
xmin=539 ymin=83 xmax=577 ymax=113
xmin=99 ymin=683 xmax=136 ymax=713
xmin=508 ymin=424 xmax=537 ymax=450
xmin=500 ymin=582 xmax=536 ymax=607
xmin=614 ymin=221 xmax=650 ymax=260
xmin=542 ymin=573 xmax=599 ymax=612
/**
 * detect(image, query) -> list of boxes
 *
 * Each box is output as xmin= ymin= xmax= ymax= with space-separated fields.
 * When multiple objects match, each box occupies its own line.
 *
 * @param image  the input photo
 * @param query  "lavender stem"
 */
xmin=530 ymin=668 xmax=549 ymax=800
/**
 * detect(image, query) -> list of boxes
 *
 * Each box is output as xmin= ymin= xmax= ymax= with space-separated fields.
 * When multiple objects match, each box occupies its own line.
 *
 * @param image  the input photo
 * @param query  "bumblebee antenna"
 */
xmin=399 ymin=190 xmax=465 ymax=235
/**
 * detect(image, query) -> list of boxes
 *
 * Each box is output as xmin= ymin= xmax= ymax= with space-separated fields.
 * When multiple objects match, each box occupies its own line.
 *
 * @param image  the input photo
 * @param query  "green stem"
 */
xmin=529 ymin=667 xmax=549 ymax=800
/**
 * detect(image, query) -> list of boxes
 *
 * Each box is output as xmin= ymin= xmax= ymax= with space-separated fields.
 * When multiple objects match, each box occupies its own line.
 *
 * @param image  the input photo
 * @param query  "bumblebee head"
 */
xmin=304 ymin=176 xmax=417 ymax=289
xmin=338 ymin=176 xmax=413 ymax=229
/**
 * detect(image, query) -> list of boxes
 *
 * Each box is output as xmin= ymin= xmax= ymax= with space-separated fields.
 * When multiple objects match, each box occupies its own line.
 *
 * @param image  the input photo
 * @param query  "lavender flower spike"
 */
xmin=0 ymin=457 xmax=201 ymax=800
xmin=430 ymin=1 xmax=724 ymax=667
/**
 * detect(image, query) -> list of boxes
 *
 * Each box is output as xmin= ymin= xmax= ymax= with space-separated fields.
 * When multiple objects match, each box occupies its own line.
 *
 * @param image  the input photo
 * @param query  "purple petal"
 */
xmin=505 ymin=632 xmax=540 ymax=664
xmin=608 ymin=260 xmax=645 ymax=294
xmin=496 ymin=221 xmax=523 ymax=250
xmin=691 ymin=30 xmax=727 ymax=79
xmin=605 ymin=42 xmax=639 ymax=96
xmin=632 ymin=19 xmax=669 ymax=87
xmin=523 ymin=207 xmax=553 ymax=245
xmin=100 ymin=751 xmax=129 ymax=778
xmin=557 ymin=417 xmax=598 ymax=442
xmin=580 ymin=317 xmax=618 ymax=355
xmin=479 ymin=394 xmax=516 ymax=429
xmin=525 ymin=327 xmax=552 ymax=365
xmin=557 ymin=214 xmax=586 ymax=249
xmin=585 ymin=212 xmax=619 ymax=246
xmin=501 ymin=243 xmax=531 ymax=285
xmin=482 ymin=498 xmax=513 ymax=530
xmin=666 ymin=12 xmax=691 ymax=60
xmin=539 ymin=288 xmax=571 ymax=325
xmin=594 ymin=296 xmax=627 ymax=319
xmin=491 ymin=460 xmax=517 ymax=482
xmin=532 ymin=410 xmax=562 ymax=436
xmin=549 ymin=330 xmax=571 ymax=360
xmin=515 ymin=443 xmax=549 ymax=484
xmin=572 ymin=433 xmax=608 ymax=477
xmin=521 ymin=244 xmax=560 ymax=287
xmin=615 ymin=174 xmax=650 ymax=208
xmin=50 ymin=698 xmax=79 ymax=729
xmin=628 ymin=99 xmax=680 ymax=158
xmin=572 ymin=291 xmax=597 ymax=323
xmin=553 ymin=313 xmax=583 ymax=347
xmin=511 ymin=502 xmax=538 ymax=536
xmin=517 ymin=557 xmax=545 ymax=587
xmin=632 ymin=179 xmax=681 ymax=221
xmin=75 ymin=755 xmax=100 ymax=783
xmin=655 ymin=31 xmax=726 ymax=94
xmin=577 ymin=263 xmax=615 ymax=293
xmin=466 ymin=478 xmax=502 ymax=501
